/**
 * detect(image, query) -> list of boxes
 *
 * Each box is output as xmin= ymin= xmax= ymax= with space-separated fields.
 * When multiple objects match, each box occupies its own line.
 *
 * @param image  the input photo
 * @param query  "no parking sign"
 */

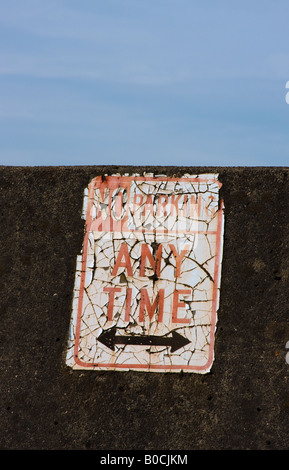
xmin=66 ymin=173 xmax=224 ymax=373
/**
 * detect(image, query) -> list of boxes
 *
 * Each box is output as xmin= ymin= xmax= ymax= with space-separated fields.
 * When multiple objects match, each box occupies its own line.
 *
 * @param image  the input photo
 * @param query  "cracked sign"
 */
xmin=66 ymin=173 xmax=224 ymax=373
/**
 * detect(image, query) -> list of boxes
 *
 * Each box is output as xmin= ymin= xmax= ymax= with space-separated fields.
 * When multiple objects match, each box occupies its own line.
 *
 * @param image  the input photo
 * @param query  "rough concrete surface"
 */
xmin=1 ymin=165 xmax=289 ymax=450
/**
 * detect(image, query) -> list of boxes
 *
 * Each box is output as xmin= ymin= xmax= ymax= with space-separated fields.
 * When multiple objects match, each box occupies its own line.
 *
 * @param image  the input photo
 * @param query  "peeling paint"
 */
xmin=66 ymin=173 xmax=224 ymax=373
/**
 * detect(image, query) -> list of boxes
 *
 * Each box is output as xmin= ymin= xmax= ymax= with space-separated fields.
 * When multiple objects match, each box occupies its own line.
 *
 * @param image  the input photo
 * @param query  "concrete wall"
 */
xmin=1 ymin=165 xmax=289 ymax=450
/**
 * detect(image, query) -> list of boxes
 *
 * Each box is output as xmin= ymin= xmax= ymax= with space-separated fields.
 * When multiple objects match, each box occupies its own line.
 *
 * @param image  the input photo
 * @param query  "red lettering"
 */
xmin=172 ymin=289 xmax=191 ymax=323
xmin=143 ymin=194 xmax=154 ymax=217
xmin=133 ymin=193 xmax=143 ymax=211
xmin=139 ymin=244 xmax=163 ymax=277
xmin=170 ymin=194 xmax=182 ymax=214
xmin=169 ymin=244 xmax=189 ymax=277
xmin=111 ymin=190 xmax=124 ymax=220
xmin=139 ymin=288 xmax=165 ymax=322
xmin=124 ymin=287 xmax=132 ymax=322
xmin=156 ymin=195 xmax=168 ymax=217
xmin=111 ymin=243 xmax=133 ymax=277
xmin=103 ymin=287 xmax=122 ymax=321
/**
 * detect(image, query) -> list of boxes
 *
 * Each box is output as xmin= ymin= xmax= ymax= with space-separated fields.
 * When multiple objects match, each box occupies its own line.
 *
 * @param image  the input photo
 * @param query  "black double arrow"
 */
xmin=98 ymin=327 xmax=190 ymax=353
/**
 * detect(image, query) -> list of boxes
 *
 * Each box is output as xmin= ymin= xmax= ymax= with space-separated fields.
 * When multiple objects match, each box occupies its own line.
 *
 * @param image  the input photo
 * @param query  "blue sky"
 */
xmin=1 ymin=0 xmax=289 ymax=166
